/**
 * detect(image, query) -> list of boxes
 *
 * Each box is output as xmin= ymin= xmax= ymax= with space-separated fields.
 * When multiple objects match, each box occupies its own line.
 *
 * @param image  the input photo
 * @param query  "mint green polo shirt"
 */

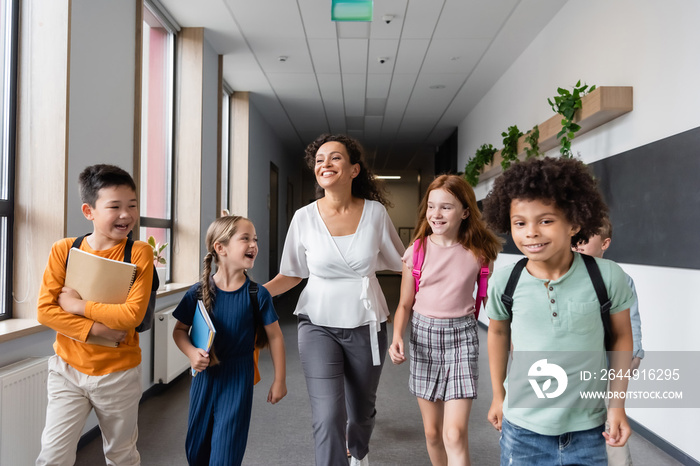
xmin=487 ymin=253 xmax=635 ymax=435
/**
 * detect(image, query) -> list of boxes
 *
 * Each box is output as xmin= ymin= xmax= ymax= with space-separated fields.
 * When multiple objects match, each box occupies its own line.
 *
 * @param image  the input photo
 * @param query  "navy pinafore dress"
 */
xmin=173 ymin=278 xmax=278 ymax=466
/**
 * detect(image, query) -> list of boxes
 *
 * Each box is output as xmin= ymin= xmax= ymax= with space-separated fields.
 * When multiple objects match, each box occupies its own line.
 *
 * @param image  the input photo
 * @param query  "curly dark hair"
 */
xmin=482 ymin=157 xmax=608 ymax=247
xmin=303 ymin=133 xmax=390 ymax=206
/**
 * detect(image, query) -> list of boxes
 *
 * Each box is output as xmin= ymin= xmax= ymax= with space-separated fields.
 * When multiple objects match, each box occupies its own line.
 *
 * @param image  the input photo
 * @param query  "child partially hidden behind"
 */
xmin=482 ymin=157 xmax=635 ymax=466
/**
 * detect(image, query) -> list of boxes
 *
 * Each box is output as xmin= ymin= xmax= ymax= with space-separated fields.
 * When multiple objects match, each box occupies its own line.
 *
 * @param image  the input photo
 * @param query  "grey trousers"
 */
xmin=298 ymin=316 xmax=387 ymax=466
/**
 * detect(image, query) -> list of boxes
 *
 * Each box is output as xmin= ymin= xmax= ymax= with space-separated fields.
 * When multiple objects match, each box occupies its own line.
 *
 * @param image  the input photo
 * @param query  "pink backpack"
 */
xmin=411 ymin=238 xmax=490 ymax=319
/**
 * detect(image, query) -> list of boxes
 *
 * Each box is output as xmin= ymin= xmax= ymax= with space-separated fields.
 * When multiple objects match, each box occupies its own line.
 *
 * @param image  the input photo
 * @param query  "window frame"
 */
xmin=0 ymin=0 xmax=18 ymax=321
xmin=139 ymin=0 xmax=178 ymax=283
xmin=220 ymin=82 xmax=232 ymax=215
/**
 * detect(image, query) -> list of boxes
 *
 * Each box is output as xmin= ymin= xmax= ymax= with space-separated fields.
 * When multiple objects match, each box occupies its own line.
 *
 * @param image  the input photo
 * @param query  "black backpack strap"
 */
xmin=248 ymin=280 xmax=269 ymax=348
xmin=65 ymin=234 xmax=88 ymax=268
xmin=65 ymin=233 xmax=135 ymax=266
xmin=501 ymin=258 xmax=528 ymax=320
xmin=580 ymin=254 xmax=613 ymax=349
xmin=249 ymin=281 xmax=260 ymax=314
xmin=123 ymin=237 xmax=134 ymax=263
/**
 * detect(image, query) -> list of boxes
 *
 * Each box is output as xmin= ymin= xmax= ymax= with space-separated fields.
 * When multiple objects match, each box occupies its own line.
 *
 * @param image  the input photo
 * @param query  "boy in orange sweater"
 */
xmin=36 ymin=165 xmax=153 ymax=466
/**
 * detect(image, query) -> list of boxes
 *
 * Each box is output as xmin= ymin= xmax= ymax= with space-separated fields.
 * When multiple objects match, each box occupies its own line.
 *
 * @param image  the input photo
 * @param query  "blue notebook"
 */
xmin=190 ymin=300 xmax=216 ymax=376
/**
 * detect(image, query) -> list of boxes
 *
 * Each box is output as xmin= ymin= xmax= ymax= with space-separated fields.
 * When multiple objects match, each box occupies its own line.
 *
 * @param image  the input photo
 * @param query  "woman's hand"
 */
xmin=263 ymin=274 xmax=302 ymax=298
xmin=388 ymin=337 xmax=406 ymax=365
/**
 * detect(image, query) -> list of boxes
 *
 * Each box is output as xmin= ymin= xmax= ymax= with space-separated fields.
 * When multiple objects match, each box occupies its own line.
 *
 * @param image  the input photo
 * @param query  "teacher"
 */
xmin=265 ymin=134 xmax=404 ymax=466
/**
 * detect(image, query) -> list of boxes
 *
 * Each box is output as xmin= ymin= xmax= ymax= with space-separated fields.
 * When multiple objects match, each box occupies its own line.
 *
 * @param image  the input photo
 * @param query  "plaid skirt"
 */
xmin=409 ymin=312 xmax=479 ymax=402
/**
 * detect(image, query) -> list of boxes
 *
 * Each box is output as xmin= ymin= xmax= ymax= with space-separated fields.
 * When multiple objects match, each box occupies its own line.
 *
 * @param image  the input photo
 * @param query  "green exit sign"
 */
xmin=331 ymin=0 xmax=373 ymax=22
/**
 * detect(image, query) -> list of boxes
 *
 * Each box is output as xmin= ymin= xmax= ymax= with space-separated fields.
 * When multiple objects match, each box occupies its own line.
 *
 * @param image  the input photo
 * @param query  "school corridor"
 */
xmin=74 ymin=275 xmax=681 ymax=466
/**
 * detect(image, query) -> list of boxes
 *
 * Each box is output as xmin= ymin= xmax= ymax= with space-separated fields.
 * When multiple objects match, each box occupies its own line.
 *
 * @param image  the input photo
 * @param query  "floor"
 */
xmin=75 ymin=275 xmax=682 ymax=465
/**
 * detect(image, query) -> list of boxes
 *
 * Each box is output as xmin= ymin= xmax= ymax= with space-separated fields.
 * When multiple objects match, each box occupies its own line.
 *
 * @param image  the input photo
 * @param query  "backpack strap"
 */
xmin=249 ymin=281 xmax=260 ymax=314
xmin=501 ymin=258 xmax=528 ymax=320
xmin=411 ymin=239 xmax=425 ymax=293
xmin=123 ymin=237 xmax=134 ymax=263
xmin=473 ymin=263 xmax=490 ymax=319
xmin=65 ymin=233 xmax=135 ymax=266
xmin=66 ymin=234 xmax=89 ymax=268
xmin=248 ymin=280 xmax=268 ymax=348
xmin=580 ymin=254 xmax=613 ymax=350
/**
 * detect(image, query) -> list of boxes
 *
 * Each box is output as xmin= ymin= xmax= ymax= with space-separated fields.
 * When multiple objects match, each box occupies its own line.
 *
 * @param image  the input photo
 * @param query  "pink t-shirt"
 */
xmin=403 ymin=237 xmax=480 ymax=319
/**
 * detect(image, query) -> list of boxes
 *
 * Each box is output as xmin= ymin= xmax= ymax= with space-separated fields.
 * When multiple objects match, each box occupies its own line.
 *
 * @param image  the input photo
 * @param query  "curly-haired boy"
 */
xmin=482 ymin=157 xmax=635 ymax=466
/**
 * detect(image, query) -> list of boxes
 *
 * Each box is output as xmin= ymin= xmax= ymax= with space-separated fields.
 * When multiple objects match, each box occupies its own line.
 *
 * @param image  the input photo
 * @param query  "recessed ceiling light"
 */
xmin=429 ymin=84 xmax=446 ymax=90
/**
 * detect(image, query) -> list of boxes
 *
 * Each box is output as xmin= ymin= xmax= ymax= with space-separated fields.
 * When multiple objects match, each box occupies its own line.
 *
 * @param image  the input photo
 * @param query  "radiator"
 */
xmin=0 ymin=357 xmax=49 ymax=465
xmin=153 ymin=306 xmax=190 ymax=384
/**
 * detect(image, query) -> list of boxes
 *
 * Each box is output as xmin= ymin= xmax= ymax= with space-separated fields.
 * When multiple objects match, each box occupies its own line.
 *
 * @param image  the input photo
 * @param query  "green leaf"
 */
xmin=148 ymin=236 xmax=157 ymax=248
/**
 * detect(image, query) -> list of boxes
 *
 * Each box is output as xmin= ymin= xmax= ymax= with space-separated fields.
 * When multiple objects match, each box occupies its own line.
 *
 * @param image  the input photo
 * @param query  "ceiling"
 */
xmin=157 ymin=0 xmax=567 ymax=171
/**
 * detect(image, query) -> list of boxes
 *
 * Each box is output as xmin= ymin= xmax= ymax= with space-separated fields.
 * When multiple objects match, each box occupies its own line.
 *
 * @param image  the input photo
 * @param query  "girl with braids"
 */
xmin=173 ymin=215 xmax=287 ymax=466
xmin=265 ymin=134 xmax=404 ymax=466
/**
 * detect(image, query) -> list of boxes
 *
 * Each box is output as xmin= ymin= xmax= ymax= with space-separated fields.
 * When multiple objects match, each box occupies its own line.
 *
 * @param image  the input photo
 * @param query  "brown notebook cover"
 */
xmin=64 ymin=248 xmax=137 ymax=347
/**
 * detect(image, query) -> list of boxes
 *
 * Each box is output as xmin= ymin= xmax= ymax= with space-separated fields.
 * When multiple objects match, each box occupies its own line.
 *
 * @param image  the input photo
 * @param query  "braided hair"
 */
xmin=199 ymin=215 xmax=250 ymax=365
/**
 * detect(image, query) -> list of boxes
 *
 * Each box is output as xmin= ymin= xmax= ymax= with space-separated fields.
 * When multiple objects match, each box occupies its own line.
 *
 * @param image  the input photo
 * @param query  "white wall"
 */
xmin=459 ymin=0 xmax=700 ymax=460
xmin=67 ymin=0 xmax=136 ymax=235
xmin=383 ymin=175 xmax=421 ymax=247
xmin=246 ymin=101 xmax=302 ymax=282
xmin=200 ymin=37 xmax=220 ymax=260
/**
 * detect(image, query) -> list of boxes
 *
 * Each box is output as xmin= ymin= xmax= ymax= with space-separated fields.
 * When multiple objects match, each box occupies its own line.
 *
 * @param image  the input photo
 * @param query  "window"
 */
xmin=0 ymin=0 xmax=17 ymax=320
xmin=221 ymin=84 xmax=232 ymax=214
xmin=139 ymin=1 xmax=176 ymax=282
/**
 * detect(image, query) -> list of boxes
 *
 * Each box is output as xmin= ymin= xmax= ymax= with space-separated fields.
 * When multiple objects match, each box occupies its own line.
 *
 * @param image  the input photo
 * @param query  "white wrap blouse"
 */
xmin=280 ymin=200 xmax=405 ymax=364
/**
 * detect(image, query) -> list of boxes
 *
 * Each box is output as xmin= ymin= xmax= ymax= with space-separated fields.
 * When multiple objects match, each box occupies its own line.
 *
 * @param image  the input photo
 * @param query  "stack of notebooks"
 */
xmin=64 ymin=248 xmax=137 ymax=347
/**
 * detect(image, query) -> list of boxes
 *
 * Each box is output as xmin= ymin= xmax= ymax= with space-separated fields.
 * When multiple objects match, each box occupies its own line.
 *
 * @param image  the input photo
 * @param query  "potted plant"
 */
xmin=148 ymin=235 xmax=168 ymax=291
xmin=548 ymin=81 xmax=596 ymax=157
xmin=464 ymin=143 xmax=497 ymax=187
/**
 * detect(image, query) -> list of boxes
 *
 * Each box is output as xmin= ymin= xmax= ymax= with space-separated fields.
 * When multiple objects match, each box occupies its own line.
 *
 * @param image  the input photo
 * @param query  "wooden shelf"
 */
xmin=479 ymin=86 xmax=633 ymax=181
